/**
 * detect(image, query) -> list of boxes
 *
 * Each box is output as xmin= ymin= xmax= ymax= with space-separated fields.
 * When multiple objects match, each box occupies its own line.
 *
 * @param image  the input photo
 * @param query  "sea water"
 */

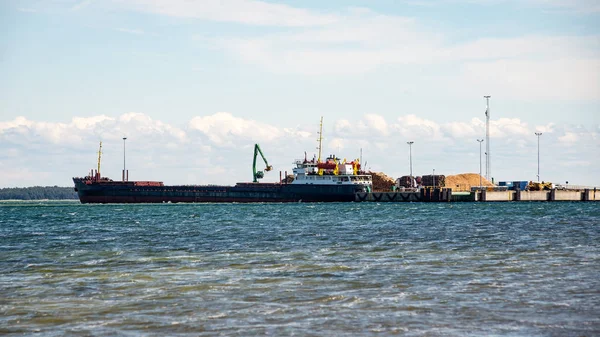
xmin=1 ymin=201 xmax=599 ymax=336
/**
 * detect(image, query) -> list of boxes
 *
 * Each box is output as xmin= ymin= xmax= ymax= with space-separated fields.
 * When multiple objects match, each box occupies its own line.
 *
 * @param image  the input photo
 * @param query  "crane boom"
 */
xmin=253 ymin=144 xmax=272 ymax=183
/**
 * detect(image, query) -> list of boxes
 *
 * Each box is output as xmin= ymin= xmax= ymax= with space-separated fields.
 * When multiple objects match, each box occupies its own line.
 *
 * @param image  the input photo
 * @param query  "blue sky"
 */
xmin=0 ymin=0 xmax=599 ymax=188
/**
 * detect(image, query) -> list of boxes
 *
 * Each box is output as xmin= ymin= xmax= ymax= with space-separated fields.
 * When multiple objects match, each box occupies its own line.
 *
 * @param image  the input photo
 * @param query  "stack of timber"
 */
xmin=421 ymin=175 xmax=446 ymax=188
xmin=369 ymin=171 xmax=397 ymax=191
xmin=396 ymin=176 xmax=413 ymax=188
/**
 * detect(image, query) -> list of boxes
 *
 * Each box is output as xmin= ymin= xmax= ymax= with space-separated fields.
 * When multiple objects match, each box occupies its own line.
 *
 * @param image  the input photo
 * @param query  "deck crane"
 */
xmin=252 ymin=144 xmax=272 ymax=183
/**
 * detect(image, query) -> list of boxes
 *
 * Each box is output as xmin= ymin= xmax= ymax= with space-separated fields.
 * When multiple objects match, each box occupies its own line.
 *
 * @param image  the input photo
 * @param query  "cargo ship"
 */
xmin=73 ymin=120 xmax=373 ymax=203
xmin=73 ymin=154 xmax=372 ymax=204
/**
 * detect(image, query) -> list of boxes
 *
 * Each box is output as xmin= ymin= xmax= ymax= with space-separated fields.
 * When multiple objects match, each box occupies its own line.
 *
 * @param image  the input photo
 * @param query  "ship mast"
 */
xmin=97 ymin=141 xmax=102 ymax=178
xmin=317 ymin=116 xmax=323 ymax=162
xmin=316 ymin=117 xmax=324 ymax=175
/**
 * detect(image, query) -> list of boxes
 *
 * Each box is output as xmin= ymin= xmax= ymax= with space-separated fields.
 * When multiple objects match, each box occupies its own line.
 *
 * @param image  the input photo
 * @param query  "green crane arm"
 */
xmin=253 ymin=144 xmax=273 ymax=182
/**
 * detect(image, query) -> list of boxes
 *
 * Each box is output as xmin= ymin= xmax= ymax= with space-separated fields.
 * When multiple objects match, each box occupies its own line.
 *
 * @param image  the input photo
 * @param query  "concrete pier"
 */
xmin=355 ymin=188 xmax=452 ymax=202
xmin=357 ymin=188 xmax=599 ymax=202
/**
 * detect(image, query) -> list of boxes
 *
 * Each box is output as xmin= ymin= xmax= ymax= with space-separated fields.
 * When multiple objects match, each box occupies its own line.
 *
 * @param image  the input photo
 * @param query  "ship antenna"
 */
xmin=97 ymin=141 xmax=102 ymax=178
xmin=317 ymin=116 xmax=323 ymax=163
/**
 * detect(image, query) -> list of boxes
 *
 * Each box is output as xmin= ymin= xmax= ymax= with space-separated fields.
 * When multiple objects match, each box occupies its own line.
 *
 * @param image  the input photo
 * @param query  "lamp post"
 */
xmin=123 ymin=137 xmax=127 ymax=182
xmin=433 ymin=168 xmax=435 ymax=188
xmin=535 ymin=132 xmax=542 ymax=182
xmin=484 ymin=95 xmax=491 ymax=181
xmin=477 ymin=139 xmax=484 ymax=188
xmin=407 ymin=141 xmax=414 ymax=187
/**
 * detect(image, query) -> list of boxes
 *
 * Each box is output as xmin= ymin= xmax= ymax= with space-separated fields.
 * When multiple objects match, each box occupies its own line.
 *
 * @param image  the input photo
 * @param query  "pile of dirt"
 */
xmin=445 ymin=173 xmax=493 ymax=191
xmin=369 ymin=171 xmax=396 ymax=191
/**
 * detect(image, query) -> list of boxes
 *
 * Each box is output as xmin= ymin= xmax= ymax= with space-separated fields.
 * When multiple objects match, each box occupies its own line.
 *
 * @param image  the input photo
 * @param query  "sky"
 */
xmin=0 ymin=0 xmax=599 ymax=188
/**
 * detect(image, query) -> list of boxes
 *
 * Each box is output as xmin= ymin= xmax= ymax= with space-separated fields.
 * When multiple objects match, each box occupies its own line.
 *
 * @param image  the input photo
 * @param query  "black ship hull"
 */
xmin=73 ymin=178 xmax=366 ymax=203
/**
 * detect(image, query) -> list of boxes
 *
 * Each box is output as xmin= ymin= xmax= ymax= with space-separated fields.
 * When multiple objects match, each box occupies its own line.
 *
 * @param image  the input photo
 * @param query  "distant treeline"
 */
xmin=0 ymin=186 xmax=78 ymax=200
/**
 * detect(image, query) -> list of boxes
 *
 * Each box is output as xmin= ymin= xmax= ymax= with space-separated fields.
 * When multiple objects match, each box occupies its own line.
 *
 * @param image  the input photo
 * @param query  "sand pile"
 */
xmin=445 ymin=173 xmax=493 ymax=191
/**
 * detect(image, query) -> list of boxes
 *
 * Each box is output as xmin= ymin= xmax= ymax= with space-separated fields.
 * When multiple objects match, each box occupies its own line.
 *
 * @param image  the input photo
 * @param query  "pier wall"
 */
xmin=516 ymin=191 xmax=548 ymax=201
xmin=551 ymin=190 xmax=581 ymax=201
xmin=355 ymin=191 xmax=421 ymax=202
xmin=355 ymin=188 xmax=453 ymax=202
xmin=482 ymin=191 xmax=514 ymax=202
xmin=356 ymin=189 xmax=599 ymax=202
xmin=584 ymin=189 xmax=599 ymax=201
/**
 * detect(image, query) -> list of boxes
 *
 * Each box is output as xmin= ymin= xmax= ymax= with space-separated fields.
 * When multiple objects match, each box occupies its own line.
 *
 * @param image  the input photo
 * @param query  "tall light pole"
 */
xmin=484 ymin=95 xmax=491 ymax=182
xmin=407 ymin=141 xmax=414 ymax=187
xmin=477 ymin=139 xmax=484 ymax=188
xmin=535 ymin=132 xmax=542 ymax=181
xmin=123 ymin=137 xmax=127 ymax=182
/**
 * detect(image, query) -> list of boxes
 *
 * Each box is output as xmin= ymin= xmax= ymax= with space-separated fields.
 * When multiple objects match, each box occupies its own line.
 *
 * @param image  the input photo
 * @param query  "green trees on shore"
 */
xmin=0 ymin=186 xmax=77 ymax=200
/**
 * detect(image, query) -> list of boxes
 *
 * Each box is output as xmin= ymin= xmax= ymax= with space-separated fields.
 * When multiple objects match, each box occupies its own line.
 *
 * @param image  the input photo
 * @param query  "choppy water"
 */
xmin=1 ymin=201 xmax=599 ymax=336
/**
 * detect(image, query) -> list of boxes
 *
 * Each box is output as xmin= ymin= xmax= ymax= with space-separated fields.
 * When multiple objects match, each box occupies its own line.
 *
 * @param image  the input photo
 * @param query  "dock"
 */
xmin=356 ymin=188 xmax=600 ymax=202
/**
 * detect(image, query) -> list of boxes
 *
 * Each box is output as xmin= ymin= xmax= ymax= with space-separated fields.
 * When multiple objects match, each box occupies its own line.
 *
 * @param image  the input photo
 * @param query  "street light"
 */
xmin=484 ymin=95 xmax=491 ymax=181
xmin=477 ymin=139 xmax=484 ymax=188
xmin=407 ymin=141 xmax=414 ymax=187
xmin=123 ymin=137 xmax=127 ymax=182
xmin=535 ymin=132 xmax=542 ymax=182
xmin=433 ymin=168 xmax=435 ymax=188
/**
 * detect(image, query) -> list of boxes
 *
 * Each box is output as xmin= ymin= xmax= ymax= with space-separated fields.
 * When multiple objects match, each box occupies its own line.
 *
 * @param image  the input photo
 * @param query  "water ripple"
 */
xmin=0 ymin=201 xmax=599 ymax=336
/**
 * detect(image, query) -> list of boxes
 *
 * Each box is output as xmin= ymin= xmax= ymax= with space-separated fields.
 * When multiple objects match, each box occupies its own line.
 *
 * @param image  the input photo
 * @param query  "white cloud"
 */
xmin=492 ymin=118 xmax=531 ymax=137
xmin=0 ymin=112 xmax=598 ymax=187
xmin=327 ymin=138 xmax=346 ymax=153
xmin=72 ymin=115 xmax=115 ymax=129
xmin=71 ymin=0 xmax=94 ymax=11
xmin=119 ymin=112 xmax=188 ymax=142
xmin=120 ymin=0 xmax=338 ymax=27
xmin=394 ymin=114 xmax=443 ymax=139
xmin=211 ymin=9 xmax=438 ymax=75
xmin=442 ymin=120 xmax=482 ymax=139
xmin=461 ymin=58 xmax=600 ymax=100
xmin=334 ymin=119 xmax=353 ymax=134
xmin=364 ymin=114 xmax=390 ymax=136
xmin=0 ymin=116 xmax=34 ymax=131
xmin=0 ymin=165 xmax=51 ymax=187
xmin=0 ymin=117 xmax=82 ymax=144
xmin=534 ymin=123 xmax=556 ymax=134
xmin=446 ymin=36 xmax=598 ymax=61
xmin=282 ymin=127 xmax=312 ymax=139
xmin=40 ymin=0 xmax=597 ymax=102
xmin=559 ymin=132 xmax=578 ymax=143
xmin=199 ymin=6 xmax=598 ymax=101
xmin=332 ymin=114 xmax=539 ymax=142
xmin=210 ymin=9 xmax=599 ymax=78
xmin=526 ymin=0 xmax=600 ymax=13
xmin=0 ymin=113 xmax=187 ymax=147
xmin=188 ymin=112 xmax=282 ymax=146
xmin=404 ymin=0 xmax=600 ymax=14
